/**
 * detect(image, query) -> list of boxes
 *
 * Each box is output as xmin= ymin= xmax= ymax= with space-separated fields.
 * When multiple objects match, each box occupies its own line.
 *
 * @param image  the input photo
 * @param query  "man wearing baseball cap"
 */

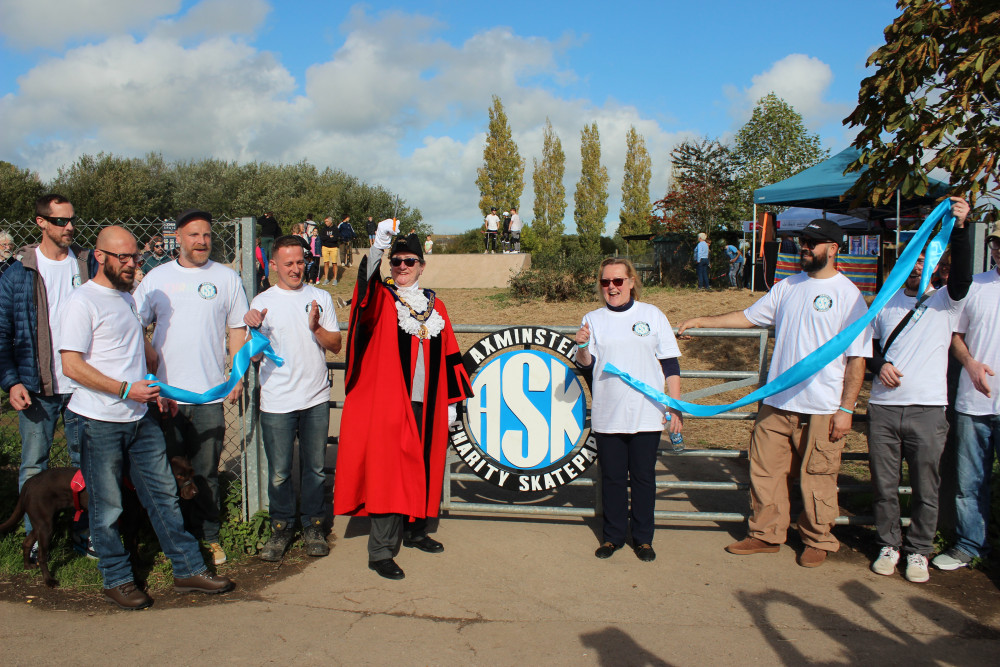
xmin=934 ymin=215 xmax=1000 ymax=571
xmin=483 ymin=207 xmax=500 ymax=254
xmin=678 ymin=219 xmax=872 ymax=568
xmin=132 ymin=209 xmax=250 ymax=566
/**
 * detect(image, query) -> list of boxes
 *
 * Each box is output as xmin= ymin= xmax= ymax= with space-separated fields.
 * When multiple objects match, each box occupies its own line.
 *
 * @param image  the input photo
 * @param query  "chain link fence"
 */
xmin=0 ymin=215 xmax=256 ymax=518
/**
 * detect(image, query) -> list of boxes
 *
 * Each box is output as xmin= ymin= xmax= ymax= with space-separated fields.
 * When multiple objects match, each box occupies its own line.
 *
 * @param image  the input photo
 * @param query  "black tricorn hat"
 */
xmin=389 ymin=233 xmax=424 ymax=261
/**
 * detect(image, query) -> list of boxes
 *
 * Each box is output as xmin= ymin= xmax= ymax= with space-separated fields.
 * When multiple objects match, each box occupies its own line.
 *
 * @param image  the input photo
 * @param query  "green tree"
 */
xmin=51 ymin=152 xmax=176 ymax=220
xmin=668 ymin=137 xmax=739 ymax=235
xmin=844 ymin=0 xmax=1000 ymax=219
xmin=476 ymin=95 xmax=525 ymax=217
xmin=0 ymin=161 xmax=45 ymax=220
xmin=574 ymin=122 xmax=609 ymax=256
xmin=531 ymin=118 xmax=566 ymax=254
xmin=617 ymin=126 xmax=652 ymax=245
xmin=732 ymin=93 xmax=828 ymax=218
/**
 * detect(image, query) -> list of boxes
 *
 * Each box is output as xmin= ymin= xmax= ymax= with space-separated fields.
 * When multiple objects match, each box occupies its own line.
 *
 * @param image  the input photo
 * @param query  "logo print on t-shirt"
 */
xmin=71 ymin=274 xmax=82 ymax=288
xmin=813 ymin=294 xmax=833 ymax=312
xmin=197 ymin=282 xmax=218 ymax=300
xmin=305 ymin=303 xmax=323 ymax=314
xmin=632 ymin=321 xmax=651 ymax=337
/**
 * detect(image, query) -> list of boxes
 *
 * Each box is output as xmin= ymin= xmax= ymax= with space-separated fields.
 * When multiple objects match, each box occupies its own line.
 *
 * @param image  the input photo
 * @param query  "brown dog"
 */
xmin=0 ymin=457 xmax=197 ymax=587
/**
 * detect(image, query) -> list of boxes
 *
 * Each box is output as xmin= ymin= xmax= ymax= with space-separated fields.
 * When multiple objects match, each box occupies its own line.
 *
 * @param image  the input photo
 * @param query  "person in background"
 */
xmin=0 ymin=230 xmax=15 ymax=277
xmin=509 ymin=208 xmax=523 ymax=253
xmin=695 ymin=232 xmax=710 ymax=290
xmin=366 ymin=216 xmax=376 ymax=247
xmin=575 ymin=258 xmax=682 ymax=563
xmin=484 ymin=207 xmax=500 ymax=254
xmin=258 ymin=211 xmax=281 ymax=262
xmin=423 ymin=236 xmax=434 ymax=255
xmin=724 ymin=240 xmax=745 ymax=289
xmin=780 ymin=234 xmax=799 ymax=255
xmin=303 ymin=214 xmax=317 ymax=237
xmin=338 ymin=214 xmax=356 ymax=269
xmin=141 ymin=235 xmax=171 ymax=273
xmin=319 ymin=216 xmax=339 ymax=286
xmin=307 ymin=228 xmax=321 ymax=284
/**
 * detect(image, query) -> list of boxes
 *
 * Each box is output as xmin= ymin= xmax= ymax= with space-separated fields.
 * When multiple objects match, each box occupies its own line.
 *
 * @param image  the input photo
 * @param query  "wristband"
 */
xmin=123 ymin=383 xmax=132 ymax=400
xmin=837 ymin=406 xmax=854 ymax=415
xmin=119 ymin=380 xmax=127 ymax=398
xmin=577 ymin=341 xmax=589 ymax=349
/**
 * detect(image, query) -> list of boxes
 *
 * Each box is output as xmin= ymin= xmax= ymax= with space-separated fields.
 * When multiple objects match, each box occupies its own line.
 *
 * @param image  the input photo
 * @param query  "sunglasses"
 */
xmin=989 ymin=239 xmax=1000 ymax=250
xmin=390 ymin=257 xmax=420 ymax=267
xmin=153 ymin=244 xmax=163 ymax=249
xmin=799 ymin=238 xmax=834 ymax=249
xmin=98 ymin=249 xmax=141 ymax=264
xmin=600 ymin=277 xmax=626 ymax=288
xmin=39 ymin=214 xmax=76 ymax=227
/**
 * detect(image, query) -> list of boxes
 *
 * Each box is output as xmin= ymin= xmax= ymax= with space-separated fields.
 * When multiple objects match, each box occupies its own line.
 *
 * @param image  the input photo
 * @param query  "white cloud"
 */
xmin=727 ymin=53 xmax=851 ymax=129
xmin=0 ymin=0 xmax=181 ymax=50
xmin=0 ymin=5 xmax=692 ymax=233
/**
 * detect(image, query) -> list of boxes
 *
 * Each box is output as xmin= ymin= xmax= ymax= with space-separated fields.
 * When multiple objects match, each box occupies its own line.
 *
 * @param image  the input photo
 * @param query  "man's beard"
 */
xmin=45 ymin=225 xmax=73 ymax=249
xmin=800 ymin=249 xmax=829 ymax=273
xmin=103 ymin=261 xmax=134 ymax=291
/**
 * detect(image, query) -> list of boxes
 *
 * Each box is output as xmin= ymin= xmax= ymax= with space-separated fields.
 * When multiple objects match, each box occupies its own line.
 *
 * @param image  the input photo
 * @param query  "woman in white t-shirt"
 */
xmin=575 ymin=258 xmax=683 ymax=563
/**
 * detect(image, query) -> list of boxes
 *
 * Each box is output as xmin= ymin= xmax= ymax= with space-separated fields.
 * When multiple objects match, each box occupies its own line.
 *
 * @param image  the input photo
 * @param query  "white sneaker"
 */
xmin=905 ymin=553 xmax=929 ymax=583
xmin=871 ymin=546 xmax=900 ymax=576
xmin=932 ymin=547 xmax=973 ymax=571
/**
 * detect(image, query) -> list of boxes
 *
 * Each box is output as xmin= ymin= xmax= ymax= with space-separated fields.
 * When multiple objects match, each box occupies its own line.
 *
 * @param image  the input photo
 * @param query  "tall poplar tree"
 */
xmin=617 ymin=126 xmax=652 ymax=242
xmin=476 ymin=95 xmax=525 ymax=216
xmin=531 ymin=118 xmax=566 ymax=254
xmin=574 ymin=122 xmax=609 ymax=256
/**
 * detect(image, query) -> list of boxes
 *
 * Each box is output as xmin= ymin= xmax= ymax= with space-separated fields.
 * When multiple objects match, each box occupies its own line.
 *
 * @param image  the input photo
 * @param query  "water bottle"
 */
xmin=669 ymin=432 xmax=684 ymax=453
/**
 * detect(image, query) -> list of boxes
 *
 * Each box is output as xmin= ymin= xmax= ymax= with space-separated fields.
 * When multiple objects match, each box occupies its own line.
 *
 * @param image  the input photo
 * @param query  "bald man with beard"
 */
xmin=60 ymin=226 xmax=234 ymax=610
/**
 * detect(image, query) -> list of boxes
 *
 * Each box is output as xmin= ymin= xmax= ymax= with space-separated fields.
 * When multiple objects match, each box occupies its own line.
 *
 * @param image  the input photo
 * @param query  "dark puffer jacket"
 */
xmin=0 ymin=244 xmax=96 ymax=396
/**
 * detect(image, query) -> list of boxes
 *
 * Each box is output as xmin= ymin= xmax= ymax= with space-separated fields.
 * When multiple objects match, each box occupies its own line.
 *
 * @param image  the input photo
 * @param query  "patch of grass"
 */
xmin=485 ymin=291 xmax=516 ymax=309
xmin=218 ymin=475 xmax=271 ymax=560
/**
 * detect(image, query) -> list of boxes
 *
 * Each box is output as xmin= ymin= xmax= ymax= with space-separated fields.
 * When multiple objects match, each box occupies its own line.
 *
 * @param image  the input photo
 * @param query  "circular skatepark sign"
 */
xmin=450 ymin=326 xmax=596 ymax=491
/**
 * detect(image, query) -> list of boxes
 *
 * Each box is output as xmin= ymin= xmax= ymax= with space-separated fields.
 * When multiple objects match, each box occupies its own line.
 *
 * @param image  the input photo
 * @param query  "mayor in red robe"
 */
xmin=334 ymin=232 xmax=471 ymax=580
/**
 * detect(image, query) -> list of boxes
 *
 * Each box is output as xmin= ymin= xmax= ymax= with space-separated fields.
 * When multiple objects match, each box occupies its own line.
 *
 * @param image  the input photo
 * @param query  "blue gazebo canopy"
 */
xmin=753 ymin=147 xmax=949 ymax=213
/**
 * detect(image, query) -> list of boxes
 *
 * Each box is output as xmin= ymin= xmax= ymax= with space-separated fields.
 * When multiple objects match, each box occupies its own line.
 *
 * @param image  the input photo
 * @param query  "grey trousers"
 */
xmin=368 ymin=515 xmax=429 ymax=561
xmin=867 ymin=404 xmax=948 ymax=555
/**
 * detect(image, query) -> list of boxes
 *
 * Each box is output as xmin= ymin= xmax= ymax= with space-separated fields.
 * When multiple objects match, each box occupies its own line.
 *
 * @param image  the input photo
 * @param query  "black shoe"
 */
xmin=369 ymin=558 xmax=405 ymax=580
xmin=634 ymin=544 xmax=656 ymax=562
xmin=303 ymin=520 xmax=330 ymax=557
xmin=595 ymin=542 xmax=623 ymax=559
xmin=259 ymin=522 xmax=294 ymax=562
xmin=173 ymin=572 xmax=235 ymax=594
xmin=103 ymin=582 xmax=153 ymax=610
xmin=403 ymin=534 xmax=444 ymax=553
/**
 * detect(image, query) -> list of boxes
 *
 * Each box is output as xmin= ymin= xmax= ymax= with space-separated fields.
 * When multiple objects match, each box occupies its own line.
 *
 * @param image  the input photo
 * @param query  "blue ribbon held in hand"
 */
xmin=146 ymin=329 xmax=284 ymax=404
xmin=605 ymin=198 xmax=957 ymax=417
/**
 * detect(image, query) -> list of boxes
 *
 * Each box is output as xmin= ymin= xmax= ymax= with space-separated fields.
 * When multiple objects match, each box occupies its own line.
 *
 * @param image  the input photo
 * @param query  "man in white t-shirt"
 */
xmin=133 ymin=209 xmax=249 ymax=566
xmin=866 ymin=197 xmax=970 ymax=582
xmin=509 ymin=208 xmax=523 ymax=253
xmin=679 ymin=218 xmax=872 ymax=568
xmin=483 ymin=207 xmax=500 ymax=254
xmin=244 ymin=235 xmax=341 ymax=562
xmin=60 ymin=226 xmax=233 ymax=610
xmin=0 ymin=194 xmax=92 ymax=555
xmin=933 ymin=219 xmax=1000 ymax=572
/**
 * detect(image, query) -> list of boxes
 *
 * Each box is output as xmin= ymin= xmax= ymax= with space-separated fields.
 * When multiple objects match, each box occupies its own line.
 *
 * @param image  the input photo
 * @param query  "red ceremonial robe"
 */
xmin=333 ymin=257 xmax=472 ymax=518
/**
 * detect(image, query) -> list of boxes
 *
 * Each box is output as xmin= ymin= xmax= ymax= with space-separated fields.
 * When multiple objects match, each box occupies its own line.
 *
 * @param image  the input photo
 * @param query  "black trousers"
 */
xmin=596 ymin=431 xmax=660 ymax=546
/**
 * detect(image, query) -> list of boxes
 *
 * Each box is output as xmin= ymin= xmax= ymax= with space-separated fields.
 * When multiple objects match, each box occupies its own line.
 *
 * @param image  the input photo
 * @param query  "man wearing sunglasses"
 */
xmin=335 ymin=233 xmax=472 ymax=580
xmin=678 ymin=218 xmax=872 ymax=568
xmin=132 ymin=209 xmax=250 ymax=567
xmin=141 ymin=234 xmax=170 ymax=273
xmin=0 ymin=194 xmax=97 ymax=559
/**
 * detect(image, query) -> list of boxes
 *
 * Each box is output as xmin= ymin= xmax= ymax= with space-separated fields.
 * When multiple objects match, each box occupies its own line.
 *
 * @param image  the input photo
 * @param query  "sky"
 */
xmin=0 ymin=0 xmax=903 ymax=233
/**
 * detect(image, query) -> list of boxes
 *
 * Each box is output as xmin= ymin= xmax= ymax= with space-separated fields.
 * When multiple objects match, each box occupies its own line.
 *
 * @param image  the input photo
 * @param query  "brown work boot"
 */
xmin=797 ymin=546 xmax=827 ymax=568
xmin=103 ymin=582 xmax=153 ymax=610
xmin=726 ymin=537 xmax=780 ymax=555
xmin=173 ymin=572 xmax=235 ymax=594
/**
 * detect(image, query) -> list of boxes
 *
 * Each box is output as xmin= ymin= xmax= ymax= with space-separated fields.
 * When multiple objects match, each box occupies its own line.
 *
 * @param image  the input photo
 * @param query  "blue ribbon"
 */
xmin=605 ymin=199 xmax=957 ymax=417
xmin=146 ymin=329 xmax=284 ymax=404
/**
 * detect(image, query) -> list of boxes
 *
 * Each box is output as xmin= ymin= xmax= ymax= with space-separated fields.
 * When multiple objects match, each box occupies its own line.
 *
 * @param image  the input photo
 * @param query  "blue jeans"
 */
xmin=260 ymin=402 xmax=330 ymax=525
xmin=163 ymin=403 xmax=224 ymax=542
xmin=19 ymin=392 xmax=81 ymax=534
xmin=953 ymin=412 xmax=1000 ymax=558
xmin=728 ymin=259 xmax=744 ymax=287
xmin=76 ymin=411 xmax=206 ymax=588
xmin=696 ymin=259 xmax=710 ymax=289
